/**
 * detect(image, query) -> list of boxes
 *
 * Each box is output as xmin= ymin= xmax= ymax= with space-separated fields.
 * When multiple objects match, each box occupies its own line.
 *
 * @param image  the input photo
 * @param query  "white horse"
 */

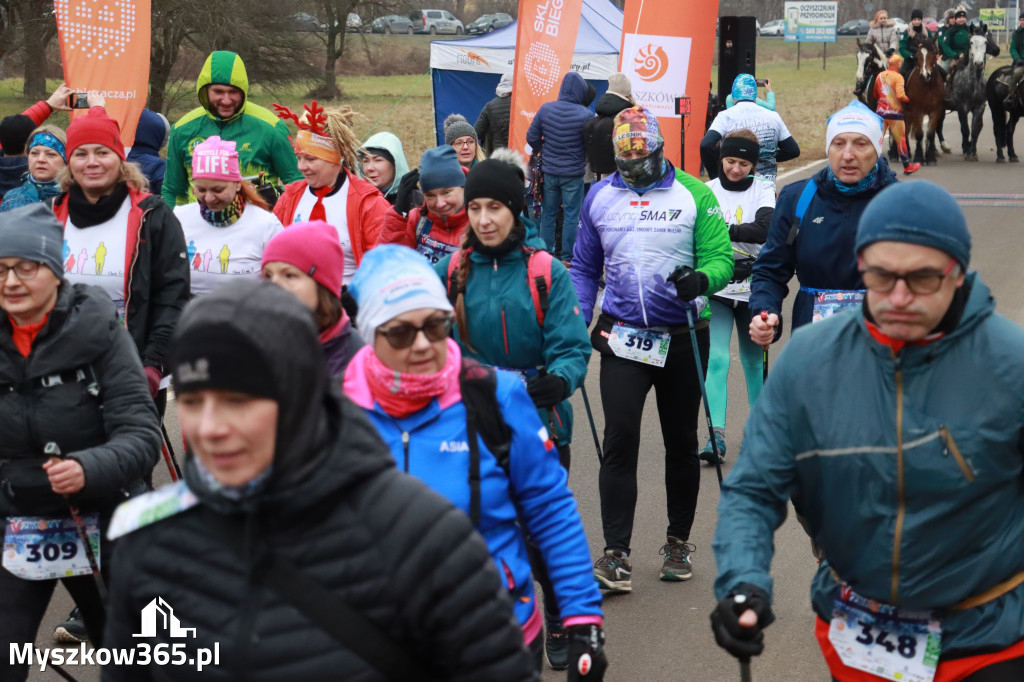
xmin=946 ymin=28 xmax=993 ymax=161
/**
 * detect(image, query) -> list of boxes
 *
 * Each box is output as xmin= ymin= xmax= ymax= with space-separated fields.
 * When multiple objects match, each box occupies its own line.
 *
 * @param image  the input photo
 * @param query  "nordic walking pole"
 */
xmin=740 ymin=658 xmax=752 ymax=682
xmin=44 ymin=443 xmax=107 ymax=602
xmin=580 ymin=384 xmax=603 ymax=464
xmin=760 ymin=311 xmax=770 ymax=384
xmin=161 ymin=422 xmax=182 ymax=481
xmin=685 ymin=305 xmax=724 ymax=487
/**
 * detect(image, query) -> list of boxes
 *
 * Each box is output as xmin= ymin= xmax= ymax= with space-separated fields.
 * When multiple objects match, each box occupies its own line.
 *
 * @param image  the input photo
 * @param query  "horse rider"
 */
xmin=899 ymin=9 xmax=932 ymax=76
xmin=939 ymin=7 xmax=970 ymax=77
xmin=875 ymin=54 xmax=921 ymax=176
xmin=1005 ymin=12 xmax=1024 ymax=108
xmin=855 ymin=10 xmax=900 ymax=98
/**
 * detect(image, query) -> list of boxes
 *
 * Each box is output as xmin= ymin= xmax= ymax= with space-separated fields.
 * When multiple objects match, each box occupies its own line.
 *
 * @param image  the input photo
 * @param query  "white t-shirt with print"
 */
xmin=709 ymin=102 xmax=792 ymax=181
xmin=174 ymin=203 xmax=284 ymax=296
xmin=289 ymin=185 xmax=357 ymax=284
xmin=706 ymin=175 xmax=776 ymax=302
xmin=64 ymin=197 xmax=131 ymax=319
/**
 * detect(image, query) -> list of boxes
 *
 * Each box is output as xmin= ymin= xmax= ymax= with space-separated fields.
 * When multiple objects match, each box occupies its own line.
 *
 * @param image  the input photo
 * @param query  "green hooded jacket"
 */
xmin=362 ymin=131 xmax=412 ymax=200
xmin=940 ymin=23 xmax=970 ymax=59
xmin=162 ymin=51 xmax=302 ymax=206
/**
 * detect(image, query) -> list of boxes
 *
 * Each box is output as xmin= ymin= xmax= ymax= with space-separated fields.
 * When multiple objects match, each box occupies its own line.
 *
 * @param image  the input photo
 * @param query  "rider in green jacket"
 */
xmin=939 ymin=9 xmax=970 ymax=74
xmin=162 ymin=51 xmax=302 ymax=206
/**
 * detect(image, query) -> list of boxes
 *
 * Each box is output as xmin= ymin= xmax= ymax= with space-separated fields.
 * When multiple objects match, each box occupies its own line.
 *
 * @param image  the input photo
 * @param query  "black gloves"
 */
xmin=667 ymin=266 xmax=708 ymax=301
xmin=710 ymin=583 xmax=774 ymax=660
xmin=566 ymin=624 xmax=607 ymax=681
xmin=526 ymin=373 xmax=569 ymax=409
xmin=394 ymin=169 xmax=420 ymax=216
xmin=731 ymin=259 xmax=754 ymax=283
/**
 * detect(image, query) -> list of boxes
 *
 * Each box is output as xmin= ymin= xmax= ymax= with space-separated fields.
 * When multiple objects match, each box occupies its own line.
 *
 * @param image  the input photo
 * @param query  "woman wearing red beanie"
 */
xmin=52 ymin=100 xmax=189 ymax=402
xmin=261 ymin=220 xmax=363 ymax=377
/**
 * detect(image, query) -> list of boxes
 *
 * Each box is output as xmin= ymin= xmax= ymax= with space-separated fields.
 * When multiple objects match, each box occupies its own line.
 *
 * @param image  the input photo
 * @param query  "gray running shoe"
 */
xmin=593 ymin=549 xmax=632 ymax=592
xmin=659 ymin=537 xmax=695 ymax=581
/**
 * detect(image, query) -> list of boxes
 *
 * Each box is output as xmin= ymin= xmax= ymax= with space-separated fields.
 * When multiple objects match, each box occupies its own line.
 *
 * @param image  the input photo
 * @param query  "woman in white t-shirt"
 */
xmin=700 ymin=129 xmax=776 ymax=464
xmin=173 ymin=137 xmax=282 ymax=297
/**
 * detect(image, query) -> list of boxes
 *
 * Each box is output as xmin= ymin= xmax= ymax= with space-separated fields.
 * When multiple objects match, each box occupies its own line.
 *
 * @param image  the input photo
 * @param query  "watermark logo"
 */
xmin=134 ymin=597 xmax=197 ymax=638
xmin=634 ymin=44 xmax=670 ymax=82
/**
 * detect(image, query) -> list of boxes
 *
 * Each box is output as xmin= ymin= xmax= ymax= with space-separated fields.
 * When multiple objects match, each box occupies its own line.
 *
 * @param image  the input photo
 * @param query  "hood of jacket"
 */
xmin=131 ymin=109 xmax=170 ymax=154
xmin=557 ymin=72 xmax=588 ymax=105
xmin=363 ymin=131 xmax=412 ymax=197
xmin=595 ymin=92 xmax=632 ymax=117
xmin=0 ymin=155 xmax=28 ymax=193
xmin=196 ymin=51 xmax=249 ymax=123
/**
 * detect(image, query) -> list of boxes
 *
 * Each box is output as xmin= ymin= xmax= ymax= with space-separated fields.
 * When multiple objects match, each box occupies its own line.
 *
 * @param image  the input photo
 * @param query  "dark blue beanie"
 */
xmin=419 ymin=145 xmax=466 ymax=191
xmin=855 ymin=181 xmax=971 ymax=268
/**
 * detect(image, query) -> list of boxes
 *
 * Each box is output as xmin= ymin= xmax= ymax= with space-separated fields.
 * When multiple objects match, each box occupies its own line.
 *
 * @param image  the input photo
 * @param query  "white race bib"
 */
xmin=3 ymin=514 xmax=101 ymax=580
xmin=811 ymin=289 xmax=865 ymax=323
xmin=828 ymin=585 xmax=942 ymax=682
xmin=607 ymin=322 xmax=671 ymax=367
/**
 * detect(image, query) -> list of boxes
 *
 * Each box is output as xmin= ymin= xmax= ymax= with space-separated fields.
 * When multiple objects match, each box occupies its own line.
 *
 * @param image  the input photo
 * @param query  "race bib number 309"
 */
xmin=3 ymin=514 xmax=101 ymax=580
xmin=828 ymin=586 xmax=941 ymax=682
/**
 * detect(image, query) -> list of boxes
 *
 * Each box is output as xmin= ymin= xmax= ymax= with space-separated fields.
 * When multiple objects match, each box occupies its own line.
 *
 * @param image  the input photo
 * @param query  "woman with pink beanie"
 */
xmin=173 ymin=136 xmax=282 ymax=296
xmin=261 ymin=220 xmax=363 ymax=376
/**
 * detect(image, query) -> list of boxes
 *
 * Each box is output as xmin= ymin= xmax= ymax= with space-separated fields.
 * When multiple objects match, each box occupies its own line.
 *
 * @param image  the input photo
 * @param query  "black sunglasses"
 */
xmin=376 ymin=315 xmax=452 ymax=349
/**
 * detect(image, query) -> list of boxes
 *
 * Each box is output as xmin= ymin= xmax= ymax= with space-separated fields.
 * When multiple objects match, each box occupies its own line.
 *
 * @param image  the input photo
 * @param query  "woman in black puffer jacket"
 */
xmin=0 ymin=204 xmax=161 ymax=679
xmin=102 ymin=279 xmax=536 ymax=682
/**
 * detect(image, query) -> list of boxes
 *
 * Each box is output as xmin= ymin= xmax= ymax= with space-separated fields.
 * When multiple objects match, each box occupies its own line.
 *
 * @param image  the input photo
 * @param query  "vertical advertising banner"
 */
xmin=508 ymin=0 xmax=585 ymax=156
xmin=54 ymin=0 xmax=151 ymax=146
xmin=620 ymin=0 xmax=719 ymax=174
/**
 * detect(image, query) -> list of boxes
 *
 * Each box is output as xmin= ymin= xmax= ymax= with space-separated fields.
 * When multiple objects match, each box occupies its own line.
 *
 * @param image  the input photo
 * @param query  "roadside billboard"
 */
xmin=784 ymin=1 xmax=838 ymax=42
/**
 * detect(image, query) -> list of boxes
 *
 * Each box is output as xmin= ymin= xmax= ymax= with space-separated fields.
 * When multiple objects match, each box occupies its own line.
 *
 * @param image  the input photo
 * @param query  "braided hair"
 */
xmin=323 ymin=106 xmax=364 ymax=171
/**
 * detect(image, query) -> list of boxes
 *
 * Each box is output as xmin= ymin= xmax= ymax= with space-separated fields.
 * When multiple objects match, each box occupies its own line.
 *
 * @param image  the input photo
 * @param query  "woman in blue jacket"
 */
xmin=343 ymin=245 xmax=605 ymax=678
xmin=436 ymin=150 xmax=593 ymax=669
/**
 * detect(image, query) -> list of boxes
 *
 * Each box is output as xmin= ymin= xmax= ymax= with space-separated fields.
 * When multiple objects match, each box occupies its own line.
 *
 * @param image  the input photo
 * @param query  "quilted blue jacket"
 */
xmin=526 ymin=72 xmax=593 ymax=177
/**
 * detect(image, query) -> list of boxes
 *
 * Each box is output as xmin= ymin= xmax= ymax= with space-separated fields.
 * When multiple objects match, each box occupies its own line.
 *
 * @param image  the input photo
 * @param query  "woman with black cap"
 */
xmin=0 ymin=204 xmax=160 ymax=676
xmin=103 ymin=279 xmax=537 ymax=681
xmin=699 ymin=129 xmax=776 ymax=464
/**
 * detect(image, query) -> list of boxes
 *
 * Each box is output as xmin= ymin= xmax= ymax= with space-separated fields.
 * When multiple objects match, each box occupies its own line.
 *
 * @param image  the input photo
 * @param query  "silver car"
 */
xmin=410 ymin=9 xmax=464 ymax=35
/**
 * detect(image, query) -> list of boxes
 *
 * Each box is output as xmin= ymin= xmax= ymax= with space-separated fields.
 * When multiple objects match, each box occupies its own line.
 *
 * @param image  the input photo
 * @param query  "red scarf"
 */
xmin=864 ymin=320 xmax=944 ymax=354
xmin=365 ymin=339 xmax=461 ymax=418
xmin=8 ymin=314 xmax=48 ymax=358
xmin=309 ymin=185 xmax=334 ymax=222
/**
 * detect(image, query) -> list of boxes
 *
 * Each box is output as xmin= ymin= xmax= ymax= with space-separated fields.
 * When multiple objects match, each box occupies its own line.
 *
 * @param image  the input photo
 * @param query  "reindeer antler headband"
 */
xmin=274 ymin=100 xmax=341 ymax=165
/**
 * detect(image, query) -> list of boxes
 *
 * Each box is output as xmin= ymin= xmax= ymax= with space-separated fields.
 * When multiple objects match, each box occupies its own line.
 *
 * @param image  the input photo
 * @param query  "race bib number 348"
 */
xmin=828 ymin=586 xmax=941 ymax=682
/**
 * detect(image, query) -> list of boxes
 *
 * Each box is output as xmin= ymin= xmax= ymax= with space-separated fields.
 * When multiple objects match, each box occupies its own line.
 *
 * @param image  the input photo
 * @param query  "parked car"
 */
xmin=890 ymin=17 xmax=908 ymax=33
xmin=347 ymin=13 xmax=362 ymax=32
xmin=372 ymin=14 xmax=414 ymax=34
xmin=760 ymin=19 xmax=785 ymax=36
xmin=466 ymin=12 xmax=513 ymax=34
xmin=290 ymin=12 xmax=325 ymax=32
xmin=409 ymin=9 xmax=464 ymax=35
xmin=838 ymin=19 xmax=870 ymax=35
xmin=924 ymin=16 xmax=939 ymax=32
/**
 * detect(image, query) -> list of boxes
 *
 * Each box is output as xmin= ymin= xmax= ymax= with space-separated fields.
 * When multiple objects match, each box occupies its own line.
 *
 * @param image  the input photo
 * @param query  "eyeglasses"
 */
xmin=452 ymin=139 xmax=476 ymax=149
xmin=0 ymin=261 xmax=41 ymax=281
xmin=859 ymin=259 xmax=958 ymax=295
xmin=376 ymin=315 xmax=452 ymax=349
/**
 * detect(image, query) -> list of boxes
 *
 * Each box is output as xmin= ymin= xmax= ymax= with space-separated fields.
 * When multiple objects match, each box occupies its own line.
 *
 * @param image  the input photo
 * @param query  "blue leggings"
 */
xmin=706 ymin=298 xmax=764 ymax=428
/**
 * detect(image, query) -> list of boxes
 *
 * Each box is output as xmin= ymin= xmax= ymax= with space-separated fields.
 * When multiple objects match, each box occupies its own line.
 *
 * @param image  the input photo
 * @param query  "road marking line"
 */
xmin=777 ymin=158 xmax=827 ymax=181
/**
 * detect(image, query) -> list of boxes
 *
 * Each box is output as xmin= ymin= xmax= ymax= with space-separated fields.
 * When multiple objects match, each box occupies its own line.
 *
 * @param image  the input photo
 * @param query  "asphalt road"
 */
xmin=28 ymin=123 xmax=1024 ymax=682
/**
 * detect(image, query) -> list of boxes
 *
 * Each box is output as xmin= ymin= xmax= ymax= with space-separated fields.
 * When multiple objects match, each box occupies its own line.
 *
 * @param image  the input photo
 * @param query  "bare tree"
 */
xmin=11 ymin=0 xmax=56 ymax=98
xmin=309 ymin=0 xmax=407 ymax=98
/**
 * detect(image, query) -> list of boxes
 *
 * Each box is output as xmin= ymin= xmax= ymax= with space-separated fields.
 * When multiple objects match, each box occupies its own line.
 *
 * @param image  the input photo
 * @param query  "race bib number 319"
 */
xmin=607 ymin=323 xmax=671 ymax=367
xmin=828 ymin=586 xmax=941 ymax=682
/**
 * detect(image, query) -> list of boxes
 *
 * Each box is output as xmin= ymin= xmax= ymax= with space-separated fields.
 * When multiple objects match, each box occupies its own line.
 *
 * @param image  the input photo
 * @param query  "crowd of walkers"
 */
xmin=2 ymin=44 xmax=1023 ymax=682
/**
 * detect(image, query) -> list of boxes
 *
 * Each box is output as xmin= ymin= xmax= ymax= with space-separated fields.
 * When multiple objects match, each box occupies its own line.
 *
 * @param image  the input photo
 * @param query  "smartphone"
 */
xmin=755 ymin=79 xmax=768 ymax=87
xmin=66 ymin=93 xmax=90 ymax=109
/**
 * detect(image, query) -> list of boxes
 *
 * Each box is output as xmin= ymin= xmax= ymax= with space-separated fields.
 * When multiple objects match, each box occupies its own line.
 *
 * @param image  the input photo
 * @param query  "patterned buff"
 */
xmin=293 ymin=129 xmax=341 ymax=165
xmin=612 ymin=106 xmax=663 ymax=155
xmin=731 ymin=73 xmax=758 ymax=103
xmin=199 ymin=193 xmax=246 ymax=227
xmin=28 ymin=132 xmax=66 ymax=161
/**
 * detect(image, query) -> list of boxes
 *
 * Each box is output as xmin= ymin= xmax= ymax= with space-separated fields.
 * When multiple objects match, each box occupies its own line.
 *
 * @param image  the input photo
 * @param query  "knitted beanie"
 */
xmin=261 ymin=221 xmax=345 ymax=295
xmin=0 ymin=203 xmax=66 ymax=279
xmin=731 ymin=73 xmax=758 ymax=103
xmin=66 ymin=107 xmax=125 ymax=160
xmin=0 ymin=115 xmax=36 ymax=155
xmin=443 ymin=114 xmax=477 ymax=145
xmin=911 ymin=9 xmax=924 ymax=20
xmin=419 ymin=146 xmax=466 ymax=191
xmin=855 ymin=181 xmax=971 ymax=268
xmin=719 ymin=135 xmax=760 ymax=166
xmin=825 ymin=100 xmax=884 ymax=158
xmin=191 ymin=136 xmax=241 ymax=182
xmin=464 ymin=149 xmax=527 ymax=217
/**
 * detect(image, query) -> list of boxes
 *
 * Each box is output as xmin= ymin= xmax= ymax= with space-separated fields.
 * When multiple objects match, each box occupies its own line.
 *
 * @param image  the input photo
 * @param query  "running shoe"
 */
xmin=659 ymin=537 xmax=695 ymax=581
xmin=699 ymin=428 xmax=727 ymax=465
xmin=903 ymin=162 xmax=921 ymax=175
xmin=593 ymin=549 xmax=632 ymax=592
xmin=53 ymin=607 xmax=89 ymax=643
xmin=545 ymin=619 xmax=569 ymax=670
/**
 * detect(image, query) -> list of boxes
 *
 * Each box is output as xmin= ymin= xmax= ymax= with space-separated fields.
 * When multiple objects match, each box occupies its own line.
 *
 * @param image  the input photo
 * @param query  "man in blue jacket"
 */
xmin=527 ymin=72 xmax=594 ymax=263
xmin=712 ymin=181 xmax=1024 ymax=680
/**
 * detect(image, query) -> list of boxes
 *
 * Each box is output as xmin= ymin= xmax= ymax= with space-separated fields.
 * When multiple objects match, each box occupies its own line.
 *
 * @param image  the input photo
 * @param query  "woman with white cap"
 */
xmin=174 ymin=136 xmax=282 ymax=297
xmin=343 ymin=245 xmax=607 ymax=677
xmin=749 ymin=99 xmax=899 ymax=346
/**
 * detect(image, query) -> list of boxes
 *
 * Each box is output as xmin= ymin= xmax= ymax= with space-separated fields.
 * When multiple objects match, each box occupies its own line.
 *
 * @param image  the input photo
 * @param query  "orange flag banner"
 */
xmin=508 ymin=0 xmax=585 ymax=157
xmin=54 ymin=0 xmax=151 ymax=146
xmin=619 ymin=0 xmax=719 ymax=174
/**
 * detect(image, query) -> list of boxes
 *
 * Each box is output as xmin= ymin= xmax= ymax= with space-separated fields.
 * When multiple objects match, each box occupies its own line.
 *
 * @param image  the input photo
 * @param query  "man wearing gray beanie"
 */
xmin=711 ymin=180 xmax=1024 ymax=680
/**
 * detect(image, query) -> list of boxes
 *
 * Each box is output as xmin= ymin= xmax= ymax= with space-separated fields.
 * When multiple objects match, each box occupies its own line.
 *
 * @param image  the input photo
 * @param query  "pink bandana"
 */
xmin=365 ymin=339 xmax=462 ymax=418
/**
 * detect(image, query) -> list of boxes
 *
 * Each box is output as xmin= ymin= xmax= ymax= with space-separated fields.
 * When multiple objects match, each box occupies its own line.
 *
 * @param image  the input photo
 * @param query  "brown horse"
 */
xmin=904 ymin=38 xmax=945 ymax=165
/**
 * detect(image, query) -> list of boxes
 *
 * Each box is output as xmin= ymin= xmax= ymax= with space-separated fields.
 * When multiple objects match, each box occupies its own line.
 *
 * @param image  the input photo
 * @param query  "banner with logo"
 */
xmin=508 ymin=0 xmax=586 ymax=156
xmin=784 ymin=2 xmax=838 ymax=42
xmin=619 ymin=0 xmax=719 ymax=174
xmin=54 ymin=0 xmax=151 ymax=146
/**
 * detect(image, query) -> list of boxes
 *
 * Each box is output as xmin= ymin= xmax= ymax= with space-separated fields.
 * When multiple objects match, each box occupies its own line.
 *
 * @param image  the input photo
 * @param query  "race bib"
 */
xmin=3 ymin=514 xmax=101 ymax=581
xmin=828 ymin=585 xmax=942 ymax=682
xmin=811 ymin=289 xmax=865 ymax=323
xmin=607 ymin=322 xmax=671 ymax=367
xmin=417 ymin=234 xmax=458 ymax=265
xmin=720 ymin=277 xmax=752 ymax=297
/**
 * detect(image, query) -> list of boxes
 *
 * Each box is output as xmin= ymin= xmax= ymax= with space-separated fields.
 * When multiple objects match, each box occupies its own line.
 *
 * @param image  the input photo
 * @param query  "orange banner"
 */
xmin=54 ymin=0 xmax=151 ymax=146
xmin=619 ymin=0 xmax=719 ymax=175
xmin=508 ymin=0 xmax=585 ymax=157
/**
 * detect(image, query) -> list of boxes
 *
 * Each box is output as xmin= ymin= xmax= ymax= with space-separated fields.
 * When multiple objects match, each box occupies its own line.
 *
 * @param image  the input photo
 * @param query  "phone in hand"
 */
xmin=755 ymin=79 xmax=768 ymax=87
xmin=66 ymin=93 xmax=90 ymax=109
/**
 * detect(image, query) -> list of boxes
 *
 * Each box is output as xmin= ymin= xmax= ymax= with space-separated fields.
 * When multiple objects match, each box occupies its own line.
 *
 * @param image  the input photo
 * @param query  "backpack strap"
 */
xmin=459 ymin=358 xmax=513 ymax=527
xmin=786 ymin=179 xmax=818 ymax=246
xmin=523 ymin=247 xmax=554 ymax=327
xmin=446 ymin=249 xmax=464 ymax=307
xmin=414 ymin=213 xmax=433 ymax=242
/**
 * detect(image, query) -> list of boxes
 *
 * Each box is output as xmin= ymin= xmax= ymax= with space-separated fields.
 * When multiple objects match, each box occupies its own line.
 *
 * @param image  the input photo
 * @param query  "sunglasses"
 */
xmin=376 ymin=315 xmax=452 ymax=349
xmin=859 ymin=259 xmax=958 ymax=295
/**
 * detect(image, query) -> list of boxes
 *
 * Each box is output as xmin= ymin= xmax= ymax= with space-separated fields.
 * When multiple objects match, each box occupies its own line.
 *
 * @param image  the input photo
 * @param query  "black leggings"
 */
xmin=598 ymin=325 xmax=709 ymax=552
xmin=831 ymin=654 xmax=1024 ymax=682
